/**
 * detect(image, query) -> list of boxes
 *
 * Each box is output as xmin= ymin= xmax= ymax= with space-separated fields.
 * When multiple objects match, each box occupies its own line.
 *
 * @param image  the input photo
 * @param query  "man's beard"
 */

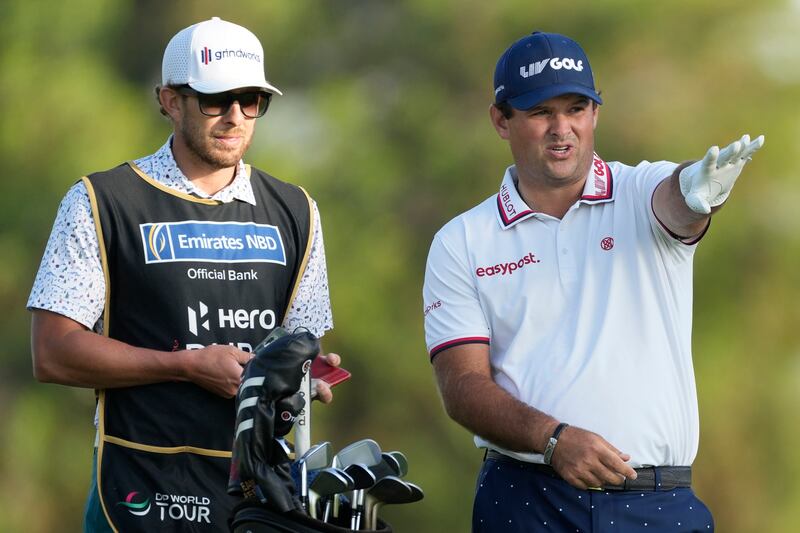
xmin=181 ymin=121 xmax=252 ymax=170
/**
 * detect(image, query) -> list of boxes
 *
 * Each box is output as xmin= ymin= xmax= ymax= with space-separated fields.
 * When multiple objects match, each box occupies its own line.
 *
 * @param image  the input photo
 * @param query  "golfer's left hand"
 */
xmin=679 ymin=134 xmax=765 ymax=214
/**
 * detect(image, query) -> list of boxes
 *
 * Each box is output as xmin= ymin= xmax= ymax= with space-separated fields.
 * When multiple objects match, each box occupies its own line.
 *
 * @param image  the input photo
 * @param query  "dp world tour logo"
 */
xmin=117 ymin=491 xmax=151 ymax=516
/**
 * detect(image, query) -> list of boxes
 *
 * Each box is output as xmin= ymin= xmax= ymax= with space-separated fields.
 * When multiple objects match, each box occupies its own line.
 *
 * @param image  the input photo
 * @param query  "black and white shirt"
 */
xmin=28 ymin=135 xmax=333 ymax=337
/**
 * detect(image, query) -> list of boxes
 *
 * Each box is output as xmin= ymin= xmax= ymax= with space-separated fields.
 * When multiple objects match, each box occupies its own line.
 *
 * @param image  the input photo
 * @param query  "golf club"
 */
xmin=297 ymin=441 xmax=331 ymax=512
xmin=330 ymin=439 xmax=382 ymax=522
xmin=321 ymin=463 xmax=376 ymax=523
xmin=308 ymin=467 xmax=353 ymax=520
xmin=384 ymin=450 xmax=408 ymax=478
xmin=365 ymin=477 xmax=424 ymax=530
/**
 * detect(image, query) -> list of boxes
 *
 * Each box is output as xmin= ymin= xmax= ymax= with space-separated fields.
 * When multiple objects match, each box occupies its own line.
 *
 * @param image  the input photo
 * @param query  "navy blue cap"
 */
xmin=494 ymin=31 xmax=602 ymax=110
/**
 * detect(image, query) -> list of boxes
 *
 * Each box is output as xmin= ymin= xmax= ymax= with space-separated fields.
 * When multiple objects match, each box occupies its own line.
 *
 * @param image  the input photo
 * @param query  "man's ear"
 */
xmin=489 ymin=104 xmax=510 ymax=140
xmin=159 ymin=86 xmax=183 ymax=121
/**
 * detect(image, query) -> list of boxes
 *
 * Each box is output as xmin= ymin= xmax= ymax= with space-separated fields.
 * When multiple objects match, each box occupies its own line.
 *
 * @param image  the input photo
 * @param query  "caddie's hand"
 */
xmin=549 ymin=425 xmax=638 ymax=490
xmin=182 ymin=345 xmax=251 ymax=398
xmin=679 ymin=133 xmax=765 ymax=214
xmin=311 ymin=352 xmax=341 ymax=404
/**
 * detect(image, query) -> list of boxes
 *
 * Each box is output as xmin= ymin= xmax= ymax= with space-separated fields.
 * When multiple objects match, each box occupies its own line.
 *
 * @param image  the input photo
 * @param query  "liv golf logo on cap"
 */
xmin=493 ymin=31 xmax=602 ymax=110
xmin=519 ymin=57 xmax=584 ymax=78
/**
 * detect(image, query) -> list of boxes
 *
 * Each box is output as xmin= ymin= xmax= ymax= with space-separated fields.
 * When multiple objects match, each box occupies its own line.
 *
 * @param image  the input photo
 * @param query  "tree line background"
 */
xmin=1 ymin=0 xmax=798 ymax=531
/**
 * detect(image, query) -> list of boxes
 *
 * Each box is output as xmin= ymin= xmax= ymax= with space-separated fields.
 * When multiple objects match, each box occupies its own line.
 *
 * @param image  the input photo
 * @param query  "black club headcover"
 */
xmin=229 ymin=328 xmax=319 ymax=512
xmin=274 ymin=392 xmax=306 ymax=437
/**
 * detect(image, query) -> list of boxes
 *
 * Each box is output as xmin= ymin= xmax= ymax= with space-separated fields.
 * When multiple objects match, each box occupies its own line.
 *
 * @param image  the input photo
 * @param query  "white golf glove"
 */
xmin=679 ymin=134 xmax=765 ymax=214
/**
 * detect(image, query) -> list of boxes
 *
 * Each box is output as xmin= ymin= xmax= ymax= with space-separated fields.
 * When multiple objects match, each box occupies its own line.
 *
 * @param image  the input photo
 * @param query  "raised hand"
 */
xmin=679 ymin=134 xmax=765 ymax=214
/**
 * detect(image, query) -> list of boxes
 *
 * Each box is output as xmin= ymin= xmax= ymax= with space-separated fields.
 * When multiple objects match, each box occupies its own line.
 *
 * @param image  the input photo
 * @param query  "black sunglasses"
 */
xmin=174 ymin=86 xmax=272 ymax=118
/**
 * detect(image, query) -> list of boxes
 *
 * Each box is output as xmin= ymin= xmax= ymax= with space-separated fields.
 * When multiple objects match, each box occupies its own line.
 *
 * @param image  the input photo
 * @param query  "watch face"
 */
xmin=543 ymin=437 xmax=558 ymax=464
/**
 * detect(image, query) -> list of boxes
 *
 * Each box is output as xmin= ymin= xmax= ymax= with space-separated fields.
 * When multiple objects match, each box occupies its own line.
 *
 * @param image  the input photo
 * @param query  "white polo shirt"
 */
xmin=423 ymin=155 xmax=707 ymax=467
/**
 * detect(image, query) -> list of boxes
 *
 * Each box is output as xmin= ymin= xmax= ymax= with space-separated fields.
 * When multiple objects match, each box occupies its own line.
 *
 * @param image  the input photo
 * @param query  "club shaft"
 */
xmin=294 ymin=373 xmax=311 ymax=458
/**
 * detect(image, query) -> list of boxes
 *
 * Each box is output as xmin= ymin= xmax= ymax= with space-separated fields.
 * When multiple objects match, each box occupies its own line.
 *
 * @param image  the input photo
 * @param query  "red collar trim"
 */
xmin=496 ymin=181 xmax=535 ymax=226
xmin=580 ymin=154 xmax=613 ymax=201
xmin=495 ymin=156 xmax=614 ymax=229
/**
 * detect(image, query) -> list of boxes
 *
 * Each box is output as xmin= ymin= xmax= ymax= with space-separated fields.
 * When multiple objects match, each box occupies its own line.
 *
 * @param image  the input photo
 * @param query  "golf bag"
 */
xmin=228 ymin=328 xmax=394 ymax=531
xmin=230 ymin=504 xmax=392 ymax=532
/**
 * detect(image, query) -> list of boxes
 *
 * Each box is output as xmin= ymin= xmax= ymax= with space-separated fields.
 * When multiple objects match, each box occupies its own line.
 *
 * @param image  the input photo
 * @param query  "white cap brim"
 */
xmin=189 ymin=78 xmax=283 ymax=96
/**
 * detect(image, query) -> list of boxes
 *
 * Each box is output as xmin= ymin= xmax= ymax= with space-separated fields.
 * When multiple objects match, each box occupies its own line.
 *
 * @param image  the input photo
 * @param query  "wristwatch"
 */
xmin=543 ymin=422 xmax=569 ymax=465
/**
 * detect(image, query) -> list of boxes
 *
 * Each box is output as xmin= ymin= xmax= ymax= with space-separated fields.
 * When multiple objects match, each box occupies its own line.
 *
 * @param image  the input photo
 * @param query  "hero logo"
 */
xmin=188 ymin=302 xmax=210 ymax=335
xmin=187 ymin=301 xmax=276 ymax=336
xmin=520 ymin=57 xmax=584 ymax=78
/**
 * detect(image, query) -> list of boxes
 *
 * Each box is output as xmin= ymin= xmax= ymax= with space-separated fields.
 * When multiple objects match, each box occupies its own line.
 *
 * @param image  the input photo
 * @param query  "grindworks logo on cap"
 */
xmin=198 ymin=45 xmax=262 ymax=66
xmin=117 ymin=491 xmax=151 ymax=516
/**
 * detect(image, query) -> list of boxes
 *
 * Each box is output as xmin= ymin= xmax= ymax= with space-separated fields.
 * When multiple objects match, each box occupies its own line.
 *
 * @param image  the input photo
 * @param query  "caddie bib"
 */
xmin=84 ymin=162 xmax=313 ymax=532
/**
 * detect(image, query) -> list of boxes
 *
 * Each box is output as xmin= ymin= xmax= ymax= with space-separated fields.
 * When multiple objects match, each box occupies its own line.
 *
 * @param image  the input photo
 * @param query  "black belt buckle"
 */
xmin=602 ymin=466 xmax=692 ymax=492
xmin=603 ymin=466 xmax=657 ymax=491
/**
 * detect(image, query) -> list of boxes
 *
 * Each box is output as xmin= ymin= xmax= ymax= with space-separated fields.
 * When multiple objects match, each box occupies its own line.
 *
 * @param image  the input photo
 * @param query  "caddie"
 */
xmin=28 ymin=17 xmax=340 ymax=532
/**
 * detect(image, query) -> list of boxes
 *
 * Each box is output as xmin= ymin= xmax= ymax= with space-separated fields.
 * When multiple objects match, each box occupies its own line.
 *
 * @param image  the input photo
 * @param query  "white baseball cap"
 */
xmin=161 ymin=17 xmax=282 ymax=95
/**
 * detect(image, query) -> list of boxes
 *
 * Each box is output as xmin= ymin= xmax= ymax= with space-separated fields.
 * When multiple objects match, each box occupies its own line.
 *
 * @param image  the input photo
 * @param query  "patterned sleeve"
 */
xmin=282 ymin=200 xmax=333 ymax=338
xmin=26 ymin=181 xmax=106 ymax=330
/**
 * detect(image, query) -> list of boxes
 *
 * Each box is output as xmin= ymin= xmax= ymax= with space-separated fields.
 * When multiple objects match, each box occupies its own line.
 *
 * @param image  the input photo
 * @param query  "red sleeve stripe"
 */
xmin=429 ymin=336 xmax=490 ymax=359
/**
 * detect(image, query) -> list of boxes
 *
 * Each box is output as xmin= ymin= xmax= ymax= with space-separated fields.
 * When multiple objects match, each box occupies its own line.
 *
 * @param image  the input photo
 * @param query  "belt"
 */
xmin=485 ymin=450 xmax=691 ymax=491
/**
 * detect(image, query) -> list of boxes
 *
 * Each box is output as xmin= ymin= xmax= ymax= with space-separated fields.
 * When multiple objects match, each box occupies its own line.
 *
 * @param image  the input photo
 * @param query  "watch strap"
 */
xmin=543 ymin=422 xmax=569 ymax=465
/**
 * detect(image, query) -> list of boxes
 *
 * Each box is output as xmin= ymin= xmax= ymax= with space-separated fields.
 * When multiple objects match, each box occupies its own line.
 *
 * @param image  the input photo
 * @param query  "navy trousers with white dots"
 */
xmin=473 ymin=456 xmax=714 ymax=532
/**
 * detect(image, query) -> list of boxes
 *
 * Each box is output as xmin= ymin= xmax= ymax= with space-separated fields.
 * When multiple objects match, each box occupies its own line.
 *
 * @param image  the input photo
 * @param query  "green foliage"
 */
xmin=3 ymin=0 xmax=798 ymax=531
